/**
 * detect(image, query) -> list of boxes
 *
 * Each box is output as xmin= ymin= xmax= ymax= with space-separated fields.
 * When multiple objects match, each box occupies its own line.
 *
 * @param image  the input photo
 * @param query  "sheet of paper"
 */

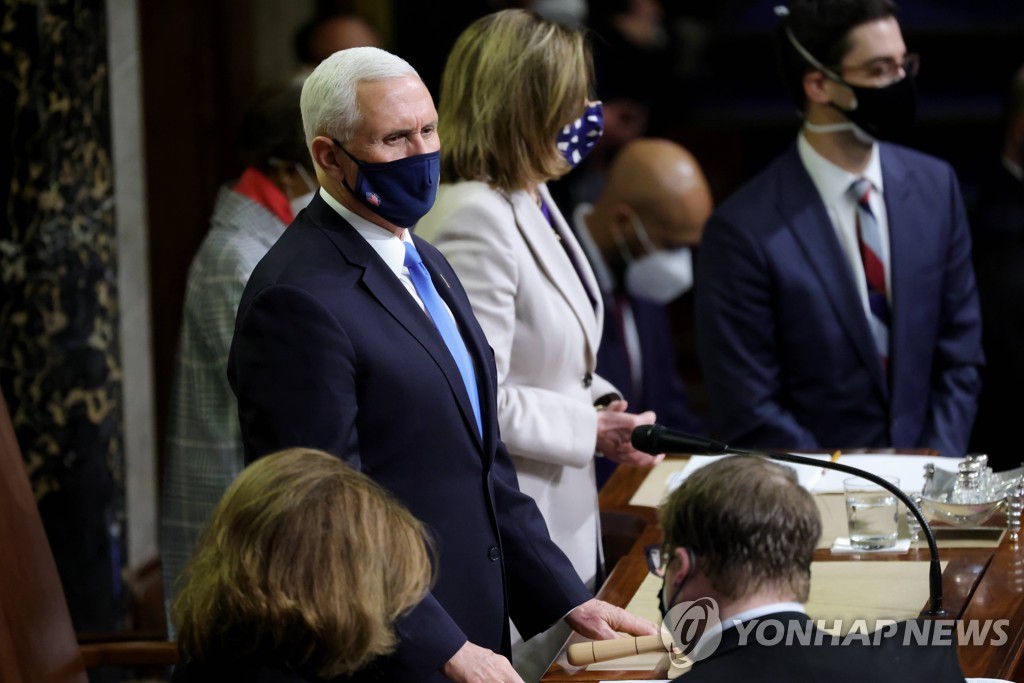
xmin=630 ymin=454 xmax=960 ymax=509
xmin=664 ymin=454 xmax=833 ymax=495
xmin=628 ymin=458 xmax=689 ymax=508
xmin=812 ymin=454 xmax=957 ymax=494
xmin=624 ymin=561 xmax=942 ymax=634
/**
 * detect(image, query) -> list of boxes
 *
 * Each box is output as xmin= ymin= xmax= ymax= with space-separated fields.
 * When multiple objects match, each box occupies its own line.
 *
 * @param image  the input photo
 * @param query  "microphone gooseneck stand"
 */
xmin=631 ymin=424 xmax=949 ymax=617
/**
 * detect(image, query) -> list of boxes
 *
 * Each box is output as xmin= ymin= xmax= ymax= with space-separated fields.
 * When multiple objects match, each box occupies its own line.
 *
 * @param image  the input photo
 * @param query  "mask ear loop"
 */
xmin=663 ymin=547 xmax=699 ymax=668
xmin=613 ymin=210 xmax=658 ymax=265
xmin=628 ymin=212 xmax=659 ymax=255
xmin=776 ymin=8 xmax=860 ymax=113
xmin=330 ymin=139 xmax=363 ymax=198
xmin=292 ymin=162 xmax=318 ymax=194
xmin=269 ymin=157 xmax=319 ymax=197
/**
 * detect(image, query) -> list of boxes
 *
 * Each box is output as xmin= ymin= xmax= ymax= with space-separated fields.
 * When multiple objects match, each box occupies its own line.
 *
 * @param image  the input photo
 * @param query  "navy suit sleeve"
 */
xmin=695 ymin=212 xmax=820 ymax=449
xmin=229 ymin=285 xmax=467 ymax=678
xmin=489 ymin=437 xmax=593 ymax=638
xmin=922 ymin=167 xmax=983 ymax=456
xmin=415 ymin=243 xmax=594 ymax=639
xmin=231 ymin=285 xmax=360 ymax=464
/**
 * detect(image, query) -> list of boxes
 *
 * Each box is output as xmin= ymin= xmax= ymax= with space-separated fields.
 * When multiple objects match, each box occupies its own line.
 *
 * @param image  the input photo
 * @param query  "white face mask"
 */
xmin=289 ymin=190 xmax=316 ymax=218
xmin=271 ymin=157 xmax=319 ymax=219
xmin=615 ymin=213 xmax=694 ymax=304
xmin=803 ymin=120 xmax=875 ymax=145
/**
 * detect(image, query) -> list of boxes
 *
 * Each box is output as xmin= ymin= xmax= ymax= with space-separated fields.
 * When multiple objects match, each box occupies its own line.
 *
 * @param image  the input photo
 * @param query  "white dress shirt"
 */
xmin=797 ymin=134 xmax=891 ymax=319
xmin=320 ymin=188 xmax=456 ymax=324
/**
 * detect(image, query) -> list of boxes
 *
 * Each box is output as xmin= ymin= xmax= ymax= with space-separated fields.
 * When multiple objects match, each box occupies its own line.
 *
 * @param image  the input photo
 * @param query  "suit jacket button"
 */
xmin=582 ymin=372 xmax=592 ymax=388
xmin=488 ymin=546 xmax=501 ymax=562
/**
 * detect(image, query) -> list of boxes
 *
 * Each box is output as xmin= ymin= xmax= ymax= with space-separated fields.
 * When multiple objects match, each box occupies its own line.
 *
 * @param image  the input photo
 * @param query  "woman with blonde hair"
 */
xmin=416 ymin=9 xmax=662 ymax=679
xmin=170 ymin=448 xmax=433 ymax=682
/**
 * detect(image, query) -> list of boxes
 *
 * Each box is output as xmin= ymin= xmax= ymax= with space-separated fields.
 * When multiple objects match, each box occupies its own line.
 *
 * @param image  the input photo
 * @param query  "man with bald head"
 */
xmin=573 ymin=138 xmax=711 ymax=481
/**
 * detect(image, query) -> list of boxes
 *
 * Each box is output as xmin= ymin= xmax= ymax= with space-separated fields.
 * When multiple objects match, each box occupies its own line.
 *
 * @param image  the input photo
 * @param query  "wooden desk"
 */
xmin=543 ymin=459 xmax=1024 ymax=680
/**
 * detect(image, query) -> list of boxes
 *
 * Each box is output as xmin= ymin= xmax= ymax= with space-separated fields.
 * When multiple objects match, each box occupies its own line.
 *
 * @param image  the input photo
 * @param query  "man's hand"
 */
xmin=442 ymin=641 xmax=525 ymax=683
xmin=565 ymin=598 xmax=660 ymax=641
xmin=596 ymin=400 xmax=664 ymax=466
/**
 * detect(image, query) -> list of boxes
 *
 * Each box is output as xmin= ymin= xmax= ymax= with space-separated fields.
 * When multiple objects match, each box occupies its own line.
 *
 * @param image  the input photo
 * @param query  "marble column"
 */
xmin=0 ymin=0 xmax=125 ymax=630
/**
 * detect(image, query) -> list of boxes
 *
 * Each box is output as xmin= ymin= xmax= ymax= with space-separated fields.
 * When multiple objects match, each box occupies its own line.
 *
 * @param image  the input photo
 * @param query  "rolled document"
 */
xmin=566 ymin=633 xmax=670 ymax=666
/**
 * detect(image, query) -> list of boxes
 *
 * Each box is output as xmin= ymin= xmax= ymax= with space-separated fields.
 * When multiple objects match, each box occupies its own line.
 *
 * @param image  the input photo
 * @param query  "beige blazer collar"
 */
xmin=503 ymin=183 xmax=603 ymax=367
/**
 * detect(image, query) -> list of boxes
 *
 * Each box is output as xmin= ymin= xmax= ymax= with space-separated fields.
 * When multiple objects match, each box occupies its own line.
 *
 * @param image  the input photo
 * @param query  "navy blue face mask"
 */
xmin=335 ymin=141 xmax=441 ymax=228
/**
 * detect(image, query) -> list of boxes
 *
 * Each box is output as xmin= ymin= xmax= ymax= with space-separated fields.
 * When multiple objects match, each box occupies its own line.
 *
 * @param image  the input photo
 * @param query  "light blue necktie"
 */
xmin=403 ymin=241 xmax=483 ymax=437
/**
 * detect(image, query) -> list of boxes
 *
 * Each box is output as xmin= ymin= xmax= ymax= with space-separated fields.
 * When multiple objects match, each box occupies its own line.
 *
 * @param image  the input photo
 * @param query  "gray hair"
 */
xmin=300 ymin=47 xmax=418 ymax=149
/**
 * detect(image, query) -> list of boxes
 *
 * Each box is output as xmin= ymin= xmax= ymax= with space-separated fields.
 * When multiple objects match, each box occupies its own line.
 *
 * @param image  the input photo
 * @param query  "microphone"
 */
xmin=631 ymin=424 xmax=730 ymax=455
xmin=631 ymin=424 xmax=949 ymax=618
xmin=566 ymin=633 xmax=669 ymax=666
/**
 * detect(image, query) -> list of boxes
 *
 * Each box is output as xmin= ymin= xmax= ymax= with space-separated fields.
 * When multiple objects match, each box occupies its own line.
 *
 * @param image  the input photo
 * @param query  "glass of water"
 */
xmin=844 ymin=476 xmax=900 ymax=550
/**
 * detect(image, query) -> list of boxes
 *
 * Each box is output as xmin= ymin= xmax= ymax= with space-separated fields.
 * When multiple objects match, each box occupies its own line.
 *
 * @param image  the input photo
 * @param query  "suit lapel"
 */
xmin=506 ymin=186 xmax=602 ymax=369
xmin=778 ymin=147 xmax=889 ymax=398
xmin=308 ymin=197 xmax=484 ymax=450
xmin=879 ymin=145 xmax=917 ymax=408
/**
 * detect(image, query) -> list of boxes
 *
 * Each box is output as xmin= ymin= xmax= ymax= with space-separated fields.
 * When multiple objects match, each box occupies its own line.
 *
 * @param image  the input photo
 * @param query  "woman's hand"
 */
xmin=595 ymin=400 xmax=664 ymax=466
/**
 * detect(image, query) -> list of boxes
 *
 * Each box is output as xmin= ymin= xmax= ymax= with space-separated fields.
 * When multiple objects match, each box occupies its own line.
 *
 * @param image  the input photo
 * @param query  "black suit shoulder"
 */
xmin=710 ymin=145 xmax=799 ymax=231
xmin=678 ymin=615 xmax=964 ymax=683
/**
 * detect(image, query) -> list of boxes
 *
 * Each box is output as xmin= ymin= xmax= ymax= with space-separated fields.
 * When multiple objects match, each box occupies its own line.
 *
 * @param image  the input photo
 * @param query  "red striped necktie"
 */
xmin=850 ymin=177 xmax=891 ymax=373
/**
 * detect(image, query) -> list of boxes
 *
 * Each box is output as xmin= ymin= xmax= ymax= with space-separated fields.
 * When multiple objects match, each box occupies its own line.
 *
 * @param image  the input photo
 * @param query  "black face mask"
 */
xmin=782 ymin=23 xmax=917 ymax=142
xmin=829 ymin=73 xmax=917 ymax=141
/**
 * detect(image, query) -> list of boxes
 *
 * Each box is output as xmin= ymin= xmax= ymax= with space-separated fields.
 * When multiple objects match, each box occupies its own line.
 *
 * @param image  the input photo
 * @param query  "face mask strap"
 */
xmin=782 ymin=22 xmax=869 ymax=118
xmin=331 ymin=138 xmax=364 ymax=165
xmin=612 ymin=215 xmax=659 ymax=264
xmin=613 ymin=230 xmax=634 ymax=265
xmin=661 ymin=546 xmax=698 ymax=615
xmin=328 ymin=139 xmax=362 ymax=197
xmin=782 ymin=23 xmax=843 ymax=83
xmin=627 ymin=212 xmax=660 ymax=256
xmin=293 ymin=163 xmax=317 ymax=194
xmin=269 ymin=156 xmax=319 ymax=198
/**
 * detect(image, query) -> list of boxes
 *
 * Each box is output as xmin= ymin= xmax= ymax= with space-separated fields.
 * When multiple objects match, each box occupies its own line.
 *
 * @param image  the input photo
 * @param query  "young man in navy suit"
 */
xmin=696 ymin=0 xmax=982 ymax=456
xmin=227 ymin=47 xmax=656 ymax=683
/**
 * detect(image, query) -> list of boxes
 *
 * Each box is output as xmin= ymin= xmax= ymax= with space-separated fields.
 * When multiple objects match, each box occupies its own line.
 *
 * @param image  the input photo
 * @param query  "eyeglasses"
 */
xmin=837 ymin=53 xmax=920 ymax=84
xmin=645 ymin=544 xmax=670 ymax=578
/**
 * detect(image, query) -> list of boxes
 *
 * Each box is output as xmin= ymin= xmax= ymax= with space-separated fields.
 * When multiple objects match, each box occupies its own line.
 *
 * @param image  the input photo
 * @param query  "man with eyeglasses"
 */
xmin=655 ymin=455 xmax=966 ymax=681
xmin=696 ymin=0 xmax=982 ymax=456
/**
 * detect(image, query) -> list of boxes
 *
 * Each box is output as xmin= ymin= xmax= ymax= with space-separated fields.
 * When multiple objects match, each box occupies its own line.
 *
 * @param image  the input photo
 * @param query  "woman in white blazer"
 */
xmin=416 ymin=10 xmax=661 ymax=680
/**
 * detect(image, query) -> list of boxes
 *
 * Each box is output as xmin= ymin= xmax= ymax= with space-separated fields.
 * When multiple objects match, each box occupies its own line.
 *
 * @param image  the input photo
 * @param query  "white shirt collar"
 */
xmin=572 ymin=203 xmax=616 ymax=296
xmin=797 ymin=133 xmax=884 ymax=201
xmin=319 ymin=187 xmax=412 ymax=276
xmin=690 ymin=601 xmax=806 ymax=662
